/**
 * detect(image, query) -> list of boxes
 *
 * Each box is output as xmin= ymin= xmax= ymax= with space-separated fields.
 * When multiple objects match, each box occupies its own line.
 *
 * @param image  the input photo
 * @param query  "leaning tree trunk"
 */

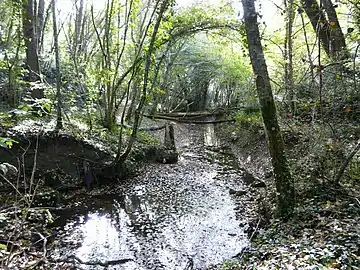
xmin=116 ymin=0 xmax=170 ymax=166
xmin=242 ymin=0 xmax=295 ymax=218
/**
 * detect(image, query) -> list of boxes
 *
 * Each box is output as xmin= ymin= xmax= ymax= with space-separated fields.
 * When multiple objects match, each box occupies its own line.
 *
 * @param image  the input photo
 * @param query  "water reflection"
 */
xmin=204 ymin=124 xmax=218 ymax=147
xmin=54 ymin=124 xmax=248 ymax=270
xmin=66 ymin=181 xmax=246 ymax=269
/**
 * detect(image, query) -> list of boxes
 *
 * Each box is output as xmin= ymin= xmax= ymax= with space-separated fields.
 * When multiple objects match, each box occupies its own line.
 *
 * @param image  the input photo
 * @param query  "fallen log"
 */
xmin=143 ymin=114 xmax=236 ymax=124
xmin=121 ymin=123 xmax=166 ymax=131
xmin=52 ymin=255 xmax=133 ymax=267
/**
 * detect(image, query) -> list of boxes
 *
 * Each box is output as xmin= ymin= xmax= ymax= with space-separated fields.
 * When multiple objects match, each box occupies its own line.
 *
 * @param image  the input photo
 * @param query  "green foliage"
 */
xmin=348 ymin=153 xmax=360 ymax=180
xmin=234 ymin=108 xmax=262 ymax=125
xmin=137 ymin=130 xmax=160 ymax=146
xmin=0 ymin=137 xmax=17 ymax=149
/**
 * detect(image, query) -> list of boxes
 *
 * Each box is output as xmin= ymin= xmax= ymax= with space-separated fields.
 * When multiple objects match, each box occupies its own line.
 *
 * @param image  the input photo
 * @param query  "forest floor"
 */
xmin=211 ymin=121 xmax=360 ymax=270
xmin=0 ymin=116 xmax=359 ymax=269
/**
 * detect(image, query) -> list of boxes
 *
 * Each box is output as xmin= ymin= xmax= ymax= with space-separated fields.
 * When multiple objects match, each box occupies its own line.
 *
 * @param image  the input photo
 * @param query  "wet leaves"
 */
xmin=221 ymin=197 xmax=360 ymax=270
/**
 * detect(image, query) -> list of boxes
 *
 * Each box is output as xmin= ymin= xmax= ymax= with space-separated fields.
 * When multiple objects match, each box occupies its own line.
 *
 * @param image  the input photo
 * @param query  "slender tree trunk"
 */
xmin=22 ymin=0 xmax=40 ymax=83
xmin=125 ymin=82 xmax=139 ymax=123
xmin=284 ymin=0 xmax=295 ymax=114
xmin=52 ymin=0 xmax=63 ymax=130
xmin=36 ymin=0 xmax=45 ymax=53
xmin=74 ymin=0 xmax=84 ymax=56
xmin=242 ymin=0 xmax=295 ymax=218
xmin=299 ymin=9 xmax=315 ymax=81
xmin=117 ymin=0 xmax=170 ymax=166
xmin=39 ymin=1 xmax=51 ymax=53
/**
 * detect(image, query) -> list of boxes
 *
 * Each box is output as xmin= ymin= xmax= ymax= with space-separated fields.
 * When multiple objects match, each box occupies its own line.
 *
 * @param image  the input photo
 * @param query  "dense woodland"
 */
xmin=0 ymin=0 xmax=359 ymax=269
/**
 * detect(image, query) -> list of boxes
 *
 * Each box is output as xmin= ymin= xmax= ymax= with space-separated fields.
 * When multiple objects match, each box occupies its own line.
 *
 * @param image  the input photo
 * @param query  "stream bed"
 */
xmin=50 ymin=124 xmax=251 ymax=270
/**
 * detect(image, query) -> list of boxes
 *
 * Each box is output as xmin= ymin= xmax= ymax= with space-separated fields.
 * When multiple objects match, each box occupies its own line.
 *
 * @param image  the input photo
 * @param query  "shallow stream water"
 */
xmin=51 ymin=124 xmax=249 ymax=270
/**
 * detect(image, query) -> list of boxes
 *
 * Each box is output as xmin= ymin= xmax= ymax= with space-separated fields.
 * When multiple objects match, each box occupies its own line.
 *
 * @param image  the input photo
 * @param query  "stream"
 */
xmin=51 ymin=124 xmax=250 ymax=270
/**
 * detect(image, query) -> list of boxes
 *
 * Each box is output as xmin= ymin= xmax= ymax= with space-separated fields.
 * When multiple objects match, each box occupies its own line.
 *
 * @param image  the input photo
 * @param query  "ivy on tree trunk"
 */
xmin=242 ymin=0 xmax=295 ymax=218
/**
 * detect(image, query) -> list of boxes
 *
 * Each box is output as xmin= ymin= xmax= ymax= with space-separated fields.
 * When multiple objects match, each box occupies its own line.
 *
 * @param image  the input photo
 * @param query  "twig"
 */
xmin=29 ymin=131 xmax=40 ymax=202
xmin=355 ymin=197 xmax=360 ymax=208
xmin=29 ymin=131 xmax=42 ymax=207
xmin=0 ymin=174 xmax=23 ymax=197
xmin=184 ymin=257 xmax=194 ymax=270
xmin=20 ymin=139 xmax=31 ymax=196
xmin=143 ymin=114 xmax=236 ymax=124
xmin=249 ymin=218 xmax=261 ymax=242
xmin=25 ymin=232 xmax=47 ymax=269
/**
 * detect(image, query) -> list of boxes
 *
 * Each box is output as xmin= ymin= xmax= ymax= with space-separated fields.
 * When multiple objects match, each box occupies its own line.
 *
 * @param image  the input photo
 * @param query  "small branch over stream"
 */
xmin=53 ymin=255 xmax=133 ymax=267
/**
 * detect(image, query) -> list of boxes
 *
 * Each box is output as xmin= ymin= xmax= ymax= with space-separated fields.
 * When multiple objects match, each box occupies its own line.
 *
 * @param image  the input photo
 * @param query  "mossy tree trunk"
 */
xmin=242 ymin=0 xmax=295 ymax=218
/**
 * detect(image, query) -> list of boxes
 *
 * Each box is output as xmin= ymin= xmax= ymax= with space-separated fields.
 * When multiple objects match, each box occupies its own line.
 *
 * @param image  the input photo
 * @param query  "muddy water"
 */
xmin=51 ymin=124 xmax=249 ymax=269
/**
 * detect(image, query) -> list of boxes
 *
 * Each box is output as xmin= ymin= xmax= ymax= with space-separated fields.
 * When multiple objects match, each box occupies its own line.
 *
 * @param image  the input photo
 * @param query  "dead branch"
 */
xmin=55 ymin=255 xmax=133 ymax=267
xmin=120 ymin=123 xmax=166 ymax=131
xmin=334 ymin=140 xmax=360 ymax=184
xmin=28 ymin=132 xmax=43 ymax=207
xmin=0 ymin=174 xmax=23 ymax=197
xmin=25 ymin=232 xmax=47 ymax=269
xmin=143 ymin=114 xmax=235 ymax=124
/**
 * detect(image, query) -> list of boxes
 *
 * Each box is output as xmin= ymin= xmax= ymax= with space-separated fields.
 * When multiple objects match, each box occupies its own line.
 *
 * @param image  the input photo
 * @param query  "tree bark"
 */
xmin=36 ymin=0 xmax=45 ymax=53
xmin=74 ymin=0 xmax=84 ymax=56
xmin=302 ymin=0 xmax=347 ymax=59
xmin=52 ymin=0 xmax=63 ymax=130
xmin=242 ymin=0 xmax=295 ymax=218
xmin=22 ymin=0 xmax=41 ymax=83
xmin=284 ymin=0 xmax=295 ymax=114
xmin=117 ymin=0 xmax=170 ymax=166
xmin=322 ymin=0 xmax=348 ymax=59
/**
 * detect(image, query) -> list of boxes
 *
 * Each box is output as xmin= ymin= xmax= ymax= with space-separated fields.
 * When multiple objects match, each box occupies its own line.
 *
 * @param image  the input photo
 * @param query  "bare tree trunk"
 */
xmin=242 ymin=0 xmax=295 ymax=218
xmin=36 ymin=0 xmax=45 ymax=53
xmin=322 ymin=0 xmax=348 ymax=59
xmin=52 ymin=0 xmax=63 ymax=130
xmin=39 ymin=1 xmax=51 ymax=53
xmin=284 ymin=0 xmax=295 ymax=114
xmin=299 ymin=9 xmax=315 ymax=81
xmin=302 ymin=0 xmax=347 ymax=59
xmin=125 ymin=82 xmax=139 ymax=123
xmin=22 ymin=0 xmax=40 ymax=83
xmin=74 ymin=0 xmax=84 ymax=56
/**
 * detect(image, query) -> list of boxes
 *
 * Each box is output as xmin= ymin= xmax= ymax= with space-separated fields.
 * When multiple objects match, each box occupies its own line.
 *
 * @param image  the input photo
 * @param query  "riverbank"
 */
xmin=1 ymin=121 xmax=257 ymax=269
xmin=0 ymin=118 xmax=178 ymax=269
xmin=1 ymin=117 xmax=359 ymax=269
xmin=214 ymin=119 xmax=360 ymax=269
